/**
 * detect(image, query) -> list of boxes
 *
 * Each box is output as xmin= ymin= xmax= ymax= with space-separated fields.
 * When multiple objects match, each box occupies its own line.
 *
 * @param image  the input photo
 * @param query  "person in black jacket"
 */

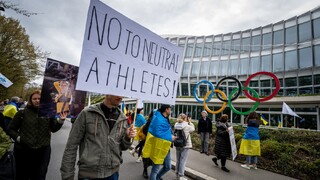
xmin=197 ymin=110 xmax=212 ymax=155
xmin=212 ymin=114 xmax=231 ymax=172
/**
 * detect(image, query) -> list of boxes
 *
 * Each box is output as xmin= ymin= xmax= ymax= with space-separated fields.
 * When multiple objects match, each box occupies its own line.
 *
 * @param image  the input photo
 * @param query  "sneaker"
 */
xmin=249 ymin=165 xmax=258 ymax=169
xmin=129 ymin=150 xmax=135 ymax=157
xmin=212 ymin=157 xmax=219 ymax=166
xmin=241 ymin=164 xmax=250 ymax=170
xmin=136 ymin=156 xmax=142 ymax=163
xmin=221 ymin=166 xmax=230 ymax=172
xmin=179 ymin=177 xmax=188 ymax=180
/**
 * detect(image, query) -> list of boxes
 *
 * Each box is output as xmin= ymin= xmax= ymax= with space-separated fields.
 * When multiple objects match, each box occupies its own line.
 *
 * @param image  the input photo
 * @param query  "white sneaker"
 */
xmin=179 ymin=177 xmax=187 ymax=180
xmin=136 ymin=156 xmax=142 ymax=163
xmin=249 ymin=165 xmax=258 ymax=169
xmin=241 ymin=164 xmax=250 ymax=169
xmin=129 ymin=150 xmax=135 ymax=157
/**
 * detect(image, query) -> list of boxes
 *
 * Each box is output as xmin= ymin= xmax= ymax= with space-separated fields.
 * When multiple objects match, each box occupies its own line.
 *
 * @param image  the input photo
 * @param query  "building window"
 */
xmin=285 ymin=88 xmax=297 ymax=96
xmin=185 ymin=44 xmax=194 ymax=58
xmin=315 ymin=87 xmax=320 ymax=94
xmin=314 ymin=74 xmax=320 ymax=85
xmin=261 ymin=89 xmax=271 ymax=96
xmin=212 ymin=41 xmax=221 ymax=56
xmin=251 ymin=35 xmax=261 ymax=52
xmin=285 ymin=77 xmax=297 ymax=87
xmin=231 ymin=39 xmax=240 ymax=54
xmin=249 ymin=81 xmax=258 ymax=87
xmin=299 ymin=87 xmax=312 ymax=95
xmin=261 ymin=55 xmax=271 ymax=72
xmin=220 ymin=60 xmax=229 ymax=76
xmin=209 ymin=61 xmax=219 ymax=76
xmin=314 ymin=45 xmax=320 ymax=67
xmin=200 ymin=61 xmax=210 ymax=76
xmin=285 ymin=26 xmax=297 ymax=44
xmin=299 ymin=115 xmax=317 ymax=130
xmin=222 ymin=40 xmax=231 ymax=55
xmin=261 ymin=80 xmax=271 ymax=87
xmin=299 ymin=21 xmax=312 ymax=42
xmin=190 ymin=61 xmax=200 ymax=77
xmin=272 ymin=78 xmax=284 ymax=87
xmin=241 ymin=37 xmax=251 ymax=53
xmin=299 ymin=76 xmax=312 ymax=86
xmin=203 ymin=42 xmax=212 ymax=57
xmin=273 ymin=53 xmax=284 ymax=72
xmin=313 ymin=18 xmax=320 ymax=39
xmin=181 ymin=62 xmax=190 ymax=77
xmin=194 ymin=43 xmax=203 ymax=57
xmin=199 ymin=85 xmax=207 ymax=97
xmin=250 ymin=57 xmax=260 ymax=74
xmin=299 ymin=47 xmax=312 ymax=69
xmin=273 ymin=29 xmax=284 ymax=45
xmin=239 ymin=58 xmax=249 ymax=75
xmin=262 ymin=32 xmax=272 ymax=50
xmin=285 ymin=50 xmax=298 ymax=71
xmin=181 ymin=83 xmax=188 ymax=96
xmin=228 ymin=59 xmax=239 ymax=75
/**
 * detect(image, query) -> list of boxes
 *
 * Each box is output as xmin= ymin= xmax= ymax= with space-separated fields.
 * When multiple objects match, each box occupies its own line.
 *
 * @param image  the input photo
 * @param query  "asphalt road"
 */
xmin=46 ymin=120 xmax=177 ymax=180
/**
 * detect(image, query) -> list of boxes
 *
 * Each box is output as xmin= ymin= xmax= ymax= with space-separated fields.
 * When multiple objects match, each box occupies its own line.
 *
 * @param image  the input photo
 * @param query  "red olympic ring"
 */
xmin=243 ymin=71 xmax=280 ymax=102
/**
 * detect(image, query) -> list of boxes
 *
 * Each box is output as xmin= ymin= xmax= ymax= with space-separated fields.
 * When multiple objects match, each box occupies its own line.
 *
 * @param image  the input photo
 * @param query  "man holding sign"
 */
xmin=60 ymin=95 xmax=136 ymax=180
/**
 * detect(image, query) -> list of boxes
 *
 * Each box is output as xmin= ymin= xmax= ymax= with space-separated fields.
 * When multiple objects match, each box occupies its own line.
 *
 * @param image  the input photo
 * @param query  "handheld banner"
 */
xmin=0 ymin=73 xmax=13 ymax=88
xmin=228 ymin=126 xmax=237 ymax=161
xmin=38 ymin=58 xmax=87 ymax=118
xmin=76 ymin=0 xmax=183 ymax=105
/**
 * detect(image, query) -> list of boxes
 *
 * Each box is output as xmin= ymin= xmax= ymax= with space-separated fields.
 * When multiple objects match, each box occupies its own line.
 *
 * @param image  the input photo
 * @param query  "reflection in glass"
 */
xmin=285 ymin=50 xmax=298 ymax=71
xmin=212 ymin=41 xmax=221 ymax=56
xmin=185 ymin=44 xmax=194 ymax=57
xmin=231 ymin=39 xmax=240 ymax=54
xmin=222 ymin=40 xmax=231 ymax=55
xmin=313 ymin=18 xmax=320 ymax=38
xmin=251 ymin=35 xmax=261 ymax=51
xmin=286 ymin=88 xmax=297 ymax=96
xmin=314 ymin=75 xmax=320 ymax=85
xmin=261 ymin=55 xmax=271 ymax=72
xmin=181 ymin=62 xmax=190 ymax=76
xmin=240 ymin=58 xmax=249 ymax=75
xmin=200 ymin=61 xmax=210 ymax=76
xmin=210 ymin=61 xmax=219 ymax=76
xmin=241 ymin=37 xmax=251 ymax=53
xmin=285 ymin=26 xmax=297 ymax=44
xmin=298 ymin=21 xmax=312 ymax=42
xmin=285 ymin=77 xmax=297 ymax=87
xmin=272 ymin=53 xmax=283 ymax=72
xmin=262 ymin=33 xmax=272 ymax=50
xmin=299 ymin=87 xmax=312 ymax=95
xmin=299 ymin=76 xmax=312 ymax=86
xmin=229 ymin=59 xmax=239 ymax=75
xmin=314 ymin=45 xmax=320 ymax=67
xmin=273 ymin=29 xmax=284 ymax=45
xmin=190 ymin=61 xmax=200 ymax=76
xmin=250 ymin=57 xmax=260 ymax=74
xmin=220 ymin=60 xmax=229 ymax=76
xmin=194 ymin=43 xmax=203 ymax=57
xmin=181 ymin=83 xmax=188 ymax=96
xmin=299 ymin=47 xmax=312 ymax=69
xmin=203 ymin=42 xmax=212 ymax=57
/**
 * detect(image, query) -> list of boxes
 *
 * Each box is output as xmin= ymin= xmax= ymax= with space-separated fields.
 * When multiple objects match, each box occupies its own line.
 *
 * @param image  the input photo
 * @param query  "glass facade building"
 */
xmin=140 ymin=7 xmax=320 ymax=130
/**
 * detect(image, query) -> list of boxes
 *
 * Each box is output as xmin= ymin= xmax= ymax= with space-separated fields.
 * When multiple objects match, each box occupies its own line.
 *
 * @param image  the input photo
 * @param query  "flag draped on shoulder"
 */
xmin=239 ymin=123 xmax=260 ymax=156
xmin=142 ymin=110 xmax=172 ymax=164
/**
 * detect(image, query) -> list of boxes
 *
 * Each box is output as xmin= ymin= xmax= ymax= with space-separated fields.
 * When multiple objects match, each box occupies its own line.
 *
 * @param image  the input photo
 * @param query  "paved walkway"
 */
xmin=170 ymin=148 xmax=296 ymax=180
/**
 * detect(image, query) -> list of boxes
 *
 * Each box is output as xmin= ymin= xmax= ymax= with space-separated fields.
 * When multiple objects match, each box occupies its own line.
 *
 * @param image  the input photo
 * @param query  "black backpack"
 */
xmin=174 ymin=129 xmax=188 ymax=147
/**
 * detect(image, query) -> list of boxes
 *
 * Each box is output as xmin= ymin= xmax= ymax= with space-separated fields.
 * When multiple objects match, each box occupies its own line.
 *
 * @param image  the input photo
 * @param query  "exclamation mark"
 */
xmin=172 ymin=80 xmax=176 ymax=98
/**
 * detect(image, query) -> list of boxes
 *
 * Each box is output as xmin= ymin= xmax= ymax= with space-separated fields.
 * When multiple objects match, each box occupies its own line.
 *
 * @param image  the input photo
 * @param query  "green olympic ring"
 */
xmin=228 ymin=87 xmax=259 ymax=115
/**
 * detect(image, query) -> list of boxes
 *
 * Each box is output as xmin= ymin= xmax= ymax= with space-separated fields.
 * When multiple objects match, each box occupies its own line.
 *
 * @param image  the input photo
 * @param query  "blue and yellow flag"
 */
xmin=142 ymin=110 xmax=172 ymax=164
xmin=260 ymin=115 xmax=268 ymax=125
xmin=121 ymin=101 xmax=127 ymax=115
xmin=239 ymin=126 xmax=261 ymax=156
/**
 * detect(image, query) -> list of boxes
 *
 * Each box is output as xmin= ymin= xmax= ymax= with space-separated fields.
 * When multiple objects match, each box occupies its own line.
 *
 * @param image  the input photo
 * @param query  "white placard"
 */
xmin=0 ymin=73 xmax=13 ymax=88
xmin=76 ymin=0 xmax=183 ymax=105
xmin=228 ymin=126 xmax=237 ymax=161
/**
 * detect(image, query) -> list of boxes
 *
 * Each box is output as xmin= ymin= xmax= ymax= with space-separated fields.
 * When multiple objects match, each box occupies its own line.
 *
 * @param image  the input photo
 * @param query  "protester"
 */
xmin=0 ymin=126 xmax=14 ymax=179
xmin=60 ymin=95 xmax=136 ymax=180
xmin=174 ymin=113 xmax=195 ymax=180
xmin=7 ymin=90 xmax=66 ymax=180
xmin=197 ymin=110 xmax=212 ymax=155
xmin=142 ymin=104 xmax=175 ymax=180
xmin=212 ymin=114 xmax=231 ymax=172
xmin=239 ymin=111 xmax=261 ymax=170
xmin=129 ymin=108 xmax=146 ymax=162
xmin=2 ymin=96 xmax=19 ymax=128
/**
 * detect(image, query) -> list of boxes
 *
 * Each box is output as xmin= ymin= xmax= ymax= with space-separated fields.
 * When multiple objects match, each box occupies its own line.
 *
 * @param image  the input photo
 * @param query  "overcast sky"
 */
xmin=4 ymin=0 xmax=320 ymax=68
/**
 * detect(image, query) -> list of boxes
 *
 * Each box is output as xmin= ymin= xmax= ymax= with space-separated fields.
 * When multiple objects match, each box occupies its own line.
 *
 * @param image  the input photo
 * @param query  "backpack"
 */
xmin=173 ymin=129 xmax=188 ymax=147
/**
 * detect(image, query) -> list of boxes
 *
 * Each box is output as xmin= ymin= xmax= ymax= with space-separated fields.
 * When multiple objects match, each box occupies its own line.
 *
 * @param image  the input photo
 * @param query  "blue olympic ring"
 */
xmin=193 ymin=80 xmax=215 ymax=103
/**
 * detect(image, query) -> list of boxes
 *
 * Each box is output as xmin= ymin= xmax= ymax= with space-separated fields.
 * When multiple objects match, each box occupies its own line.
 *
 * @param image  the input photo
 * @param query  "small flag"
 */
xmin=121 ymin=101 xmax=127 ymax=115
xmin=260 ymin=115 xmax=268 ymax=125
xmin=278 ymin=117 xmax=282 ymax=128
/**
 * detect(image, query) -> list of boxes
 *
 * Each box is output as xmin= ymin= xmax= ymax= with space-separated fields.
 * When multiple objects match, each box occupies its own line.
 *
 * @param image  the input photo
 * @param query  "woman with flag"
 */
xmin=239 ymin=111 xmax=261 ymax=170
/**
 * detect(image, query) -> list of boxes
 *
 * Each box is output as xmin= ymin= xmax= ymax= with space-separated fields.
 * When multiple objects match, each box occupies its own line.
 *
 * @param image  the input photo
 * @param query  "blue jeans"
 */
xmin=246 ymin=156 xmax=258 ymax=164
xmin=150 ymin=152 xmax=171 ymax=180
xmin=79 ymin=172 xmax=119 ymax=180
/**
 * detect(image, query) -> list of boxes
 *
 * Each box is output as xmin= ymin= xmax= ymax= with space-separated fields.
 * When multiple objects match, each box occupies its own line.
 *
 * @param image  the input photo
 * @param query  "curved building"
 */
xmin=143 ymin=6 xmax=320 ymax=130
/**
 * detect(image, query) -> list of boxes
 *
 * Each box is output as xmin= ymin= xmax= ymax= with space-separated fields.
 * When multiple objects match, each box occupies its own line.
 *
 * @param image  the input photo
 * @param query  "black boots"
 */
xmin=143 ymin=168 xmax=148 ymax=179
xmin=212 ymin=157 xmax=218 ymax=166
xmin=221 ymin=166 xmax=230 ymax=172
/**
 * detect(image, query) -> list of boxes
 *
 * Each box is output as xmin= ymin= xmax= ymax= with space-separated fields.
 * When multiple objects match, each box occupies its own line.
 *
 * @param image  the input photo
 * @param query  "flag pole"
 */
xmin=131 ymin=99 xmax=139 ymax=143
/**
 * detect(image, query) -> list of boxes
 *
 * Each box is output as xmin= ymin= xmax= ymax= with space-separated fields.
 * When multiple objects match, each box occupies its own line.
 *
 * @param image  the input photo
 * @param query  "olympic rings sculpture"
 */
xmin=193 ymin=71 xmax=280 ymax=115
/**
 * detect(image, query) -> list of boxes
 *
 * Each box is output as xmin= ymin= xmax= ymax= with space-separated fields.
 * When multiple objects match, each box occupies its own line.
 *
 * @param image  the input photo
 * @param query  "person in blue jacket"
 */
xmin=129 ymin=108 xmax=146 ymax=162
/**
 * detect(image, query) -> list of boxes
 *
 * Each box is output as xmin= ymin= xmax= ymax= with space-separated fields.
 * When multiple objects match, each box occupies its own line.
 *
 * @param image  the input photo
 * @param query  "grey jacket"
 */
xmin=60 ymin=104 xmax=131 ymax=180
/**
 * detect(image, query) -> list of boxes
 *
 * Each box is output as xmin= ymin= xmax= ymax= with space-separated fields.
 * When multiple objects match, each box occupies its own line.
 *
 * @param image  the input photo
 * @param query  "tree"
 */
xmin=0 ymin=1 xmax=38 ymax=17
xmin=0 ymin=15 xmax=47 ymax=99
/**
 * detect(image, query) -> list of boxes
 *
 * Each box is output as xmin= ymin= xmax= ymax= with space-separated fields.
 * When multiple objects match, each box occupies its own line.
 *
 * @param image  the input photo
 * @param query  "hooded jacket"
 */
xmin=174 ymin=121 xmax=195 ymax=148
xmin=60 ymin=103 xmax=131 ymax=180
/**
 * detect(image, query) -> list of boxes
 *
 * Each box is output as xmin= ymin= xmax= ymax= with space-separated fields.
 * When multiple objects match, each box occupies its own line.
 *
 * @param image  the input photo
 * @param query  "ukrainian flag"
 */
xmin=239 ymin=125 xmax=261 ymax=156
xmin=142 ymin=110 xmax=172 ymax=164
xmin=260 ymin=115 xmax=268 ymax=125
xmin=121 ymin=101 xmax=127 ymax=115
xmin=3 ymin=103 xmax=18 ymax=119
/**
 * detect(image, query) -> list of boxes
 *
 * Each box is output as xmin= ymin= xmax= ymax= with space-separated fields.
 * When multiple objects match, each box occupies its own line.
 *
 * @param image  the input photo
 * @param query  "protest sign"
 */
xmin=76 ymin=0 xmax=183 ymax=105
xmin=228 ymin=126 xmax=237 ymax=160
xmin=0 ymin=73 xmax=13 ymax=88
xmin=38 ymin=58 xmax=87 ymax=118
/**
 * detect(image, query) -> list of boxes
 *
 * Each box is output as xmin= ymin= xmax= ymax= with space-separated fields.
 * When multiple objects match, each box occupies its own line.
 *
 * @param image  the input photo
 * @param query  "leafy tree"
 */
xmin=0 ymin=15 xmax=47 ymax=99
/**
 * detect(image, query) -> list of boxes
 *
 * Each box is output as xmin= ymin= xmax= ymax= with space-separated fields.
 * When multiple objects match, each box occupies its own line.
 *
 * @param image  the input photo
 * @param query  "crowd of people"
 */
xmin=0 ymin=92 xmax=262 ymax=180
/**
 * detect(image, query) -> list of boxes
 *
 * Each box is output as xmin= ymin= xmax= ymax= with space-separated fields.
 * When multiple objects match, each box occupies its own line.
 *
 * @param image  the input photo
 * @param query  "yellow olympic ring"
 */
xmin=203 ymin=90 xmax=227 ymax=114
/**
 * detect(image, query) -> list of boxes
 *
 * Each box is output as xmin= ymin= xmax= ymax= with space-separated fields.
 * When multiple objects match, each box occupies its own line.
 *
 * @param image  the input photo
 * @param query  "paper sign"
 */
xmin=76 ymin=0 xmax=183 ymax=105
xmin=0 ymin=73 xmax=13 ymax=88
xmin=228 ymin=126 xmax=237 ymax=160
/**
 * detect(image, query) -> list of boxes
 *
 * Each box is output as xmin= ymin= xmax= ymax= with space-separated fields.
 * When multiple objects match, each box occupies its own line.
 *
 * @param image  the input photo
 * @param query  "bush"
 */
xmin=261 ymin=139 xmax=282 ymax=160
